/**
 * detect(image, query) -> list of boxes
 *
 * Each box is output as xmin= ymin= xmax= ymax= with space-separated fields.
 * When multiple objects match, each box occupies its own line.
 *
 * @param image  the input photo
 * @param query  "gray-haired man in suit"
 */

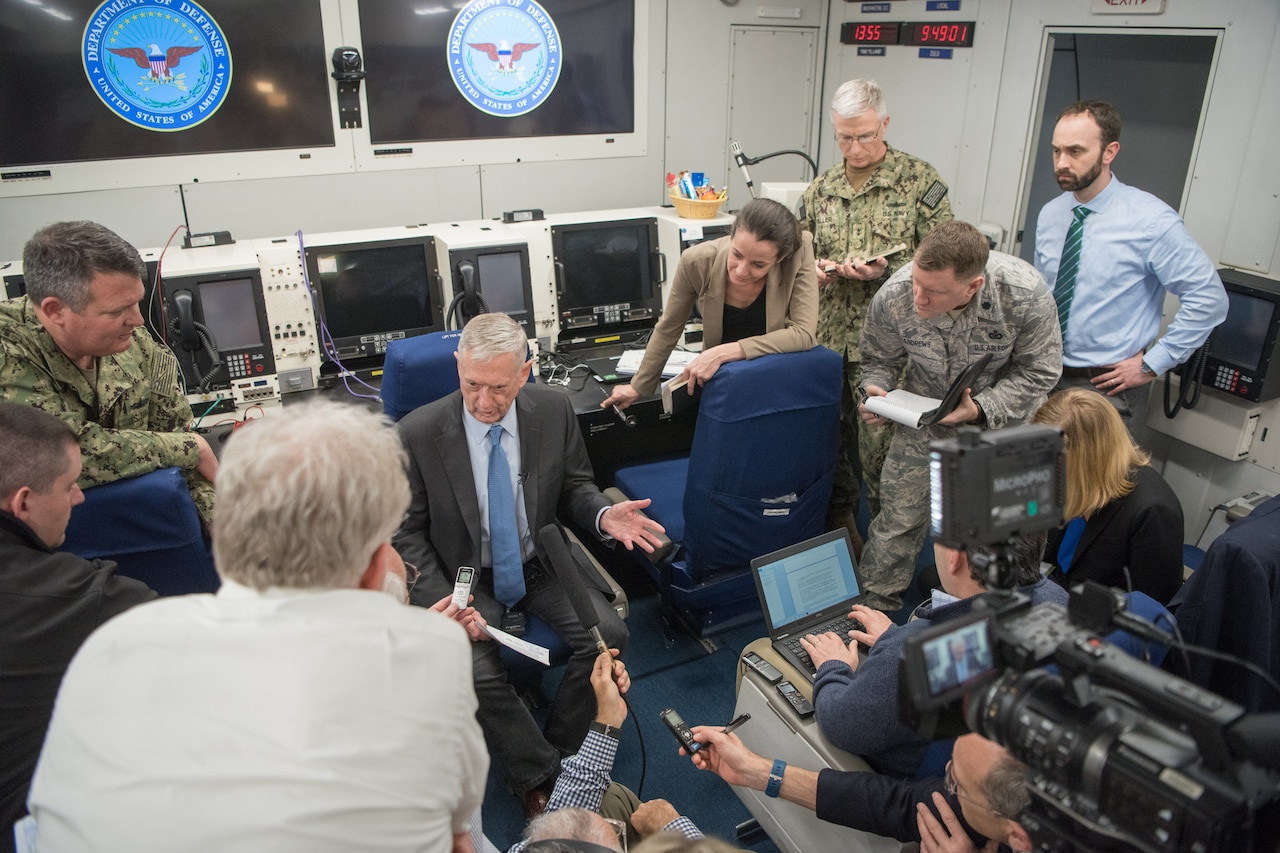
xmin=394 ymin=313 xmax=664 ymax=816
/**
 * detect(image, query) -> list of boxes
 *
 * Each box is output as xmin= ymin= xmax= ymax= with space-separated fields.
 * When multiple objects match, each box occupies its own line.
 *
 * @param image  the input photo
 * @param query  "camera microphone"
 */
xmin=730 ymin=140 xmax=757 ymax=199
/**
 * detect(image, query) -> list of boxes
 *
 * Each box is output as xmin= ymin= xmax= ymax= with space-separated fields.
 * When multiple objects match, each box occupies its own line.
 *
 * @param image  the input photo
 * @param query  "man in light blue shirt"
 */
xmin=1035 ymin=99 xmax=1226 ymax=429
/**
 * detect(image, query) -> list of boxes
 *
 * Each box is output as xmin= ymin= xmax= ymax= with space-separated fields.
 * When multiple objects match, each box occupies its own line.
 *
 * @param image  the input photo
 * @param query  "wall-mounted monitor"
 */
xmin=0 ymin=0 xmax=346 ymax=197
xmin=351 ymin=0 xmax=648 ymax=170
xmin=160 ymin=269 xmax=275 ymax=394
xmin=1201 ymin=268 xmax=1280 ymax=402
xmin=448 ymin=244 xmax=536 ymax=336
xmin=551 ymin=217 xmax=663 ymax=349
xmin=304 ymin=236 xmax=445 ymax=370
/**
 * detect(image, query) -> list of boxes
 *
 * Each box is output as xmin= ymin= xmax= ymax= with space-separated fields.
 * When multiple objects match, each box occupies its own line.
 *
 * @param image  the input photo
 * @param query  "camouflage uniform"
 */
xmin=0 ymin=297 xmax=214 ymax=525
xmin=799 ymin=145 xmax=953 ymax=519
xmin=857 ymin=252 xmax=1062 ymax=611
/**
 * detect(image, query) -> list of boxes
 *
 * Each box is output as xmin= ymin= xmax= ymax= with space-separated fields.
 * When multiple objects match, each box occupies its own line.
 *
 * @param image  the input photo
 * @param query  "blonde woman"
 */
xmin=1034 ymin=388 xmax=1184 ymax=603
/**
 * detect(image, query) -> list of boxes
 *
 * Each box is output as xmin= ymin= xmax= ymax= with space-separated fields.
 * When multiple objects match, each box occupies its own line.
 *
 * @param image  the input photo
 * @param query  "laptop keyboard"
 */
xmin=782 ymin=616 xmax=864 ymax=672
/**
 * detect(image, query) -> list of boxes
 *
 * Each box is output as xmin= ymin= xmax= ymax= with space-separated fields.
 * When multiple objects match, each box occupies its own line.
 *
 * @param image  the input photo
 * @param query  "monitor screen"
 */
xmin=198 ymin=277 xmax=261 ymax=351
xmin=1214 ymin=291 xmax=1276 ymax=371
xmin=0 ymin=0 xmax=333 ymax=168
xmin=306 ymin=238 xmax=443 ymax=361
xmin=476 ymin=251 xmax=527 ymax=316
xmin=357 ymin=0 xmax=635 ymax=144
xmin=922 ymin=620 xmax=995 ymax=698
xmin=555 ymin=220 xmax=656 ymax=314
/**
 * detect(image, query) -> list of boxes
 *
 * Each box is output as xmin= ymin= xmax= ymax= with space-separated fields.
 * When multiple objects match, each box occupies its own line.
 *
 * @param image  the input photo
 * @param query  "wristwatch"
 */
xmin=589 ymin=721 xmax=622 ymax=740
xmin=765 ymin=759 xmax=787 ymax=798
xmin=1140 ymin=360 xmax=1157 ymax=377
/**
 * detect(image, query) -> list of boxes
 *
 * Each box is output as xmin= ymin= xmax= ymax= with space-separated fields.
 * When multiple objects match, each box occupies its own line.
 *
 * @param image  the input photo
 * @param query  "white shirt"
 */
xmin=29 ymin=580 xmax=488 ymax=853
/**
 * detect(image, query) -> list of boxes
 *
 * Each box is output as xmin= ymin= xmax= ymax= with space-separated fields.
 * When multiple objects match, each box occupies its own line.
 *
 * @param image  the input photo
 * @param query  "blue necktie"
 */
xmin=487 ymin=424 xmax=525 ymax=607
xmin=1053 ymin=205 xmax=1092 ymax=339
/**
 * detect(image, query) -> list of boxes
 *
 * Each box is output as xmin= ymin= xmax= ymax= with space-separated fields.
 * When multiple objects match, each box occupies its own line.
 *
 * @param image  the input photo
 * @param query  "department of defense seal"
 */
xmin=449 ymin=0 xmax=562 ymax=117
xmin=82 ymin=0 xmax=232 ymax=132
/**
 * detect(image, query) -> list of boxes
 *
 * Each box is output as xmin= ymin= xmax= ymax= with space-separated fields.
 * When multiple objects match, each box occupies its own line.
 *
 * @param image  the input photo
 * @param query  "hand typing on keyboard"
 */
xmin=799 ymin=632 xmax=859 ymax=672
xmin=847 ymin=604 xmax=894 ymax=647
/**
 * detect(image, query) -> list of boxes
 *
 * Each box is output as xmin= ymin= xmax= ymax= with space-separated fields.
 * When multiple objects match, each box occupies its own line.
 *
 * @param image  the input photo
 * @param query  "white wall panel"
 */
xmin=0 ymin=185 xmax=185 ymax=260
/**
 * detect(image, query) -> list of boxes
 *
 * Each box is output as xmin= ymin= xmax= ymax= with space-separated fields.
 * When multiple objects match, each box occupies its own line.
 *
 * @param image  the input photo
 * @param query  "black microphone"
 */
xmin=730 ymin=140 xmax=757 ymax=199
xmin=538 ymin=523 xmax=608 ymax=654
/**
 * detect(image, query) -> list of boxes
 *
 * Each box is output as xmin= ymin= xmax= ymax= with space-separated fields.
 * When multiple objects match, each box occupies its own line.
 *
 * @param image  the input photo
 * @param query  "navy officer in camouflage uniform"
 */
xmin=0 ymin=221 xmax=216 ymax=525
xmin=800 ymin=78 xmax=953 ymax=547
xmin=857 ymin=221 xmax=1061 ymax=612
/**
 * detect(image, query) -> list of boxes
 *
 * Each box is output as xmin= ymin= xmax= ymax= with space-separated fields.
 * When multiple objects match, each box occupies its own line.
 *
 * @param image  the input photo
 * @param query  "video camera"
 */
xmin=898 ymin=425 xmax=1280 ymax=853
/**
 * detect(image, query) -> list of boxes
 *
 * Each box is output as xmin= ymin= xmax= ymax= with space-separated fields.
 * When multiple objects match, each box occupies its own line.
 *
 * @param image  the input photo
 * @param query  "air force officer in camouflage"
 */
xmin=800 ymin=78 xmax=953 ymax=542
xmin=856 ymin=222 xmax=1062 ymax=611
xmin=0 ymin=221 xmax=217 ymax=525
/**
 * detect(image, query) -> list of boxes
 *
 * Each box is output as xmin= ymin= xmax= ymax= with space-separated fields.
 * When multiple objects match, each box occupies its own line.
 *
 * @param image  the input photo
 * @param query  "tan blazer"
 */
xmin=630 ymin=232 xmax=818 ymax=394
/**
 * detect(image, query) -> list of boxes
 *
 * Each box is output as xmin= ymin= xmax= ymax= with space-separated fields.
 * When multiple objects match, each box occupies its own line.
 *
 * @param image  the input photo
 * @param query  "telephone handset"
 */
xmin=169 ymin=290 xmax=223 ymax=392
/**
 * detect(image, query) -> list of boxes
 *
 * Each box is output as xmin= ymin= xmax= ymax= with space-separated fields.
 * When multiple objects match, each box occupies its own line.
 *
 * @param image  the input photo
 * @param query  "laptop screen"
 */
xmin=752 ymin=529 xmax=863 ymax=632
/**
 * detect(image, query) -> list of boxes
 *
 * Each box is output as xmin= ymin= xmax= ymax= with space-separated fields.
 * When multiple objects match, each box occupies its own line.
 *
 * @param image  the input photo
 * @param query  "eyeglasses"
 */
xmin=602 ymin=817 xmax=628 ymax=851
xmin=835 ymin=126 xmax=883 ymax=148
xmin=944 ymin=760 xmax=1003 ymax=817
xmin=403 ymin=562 xmax=420 ymax=592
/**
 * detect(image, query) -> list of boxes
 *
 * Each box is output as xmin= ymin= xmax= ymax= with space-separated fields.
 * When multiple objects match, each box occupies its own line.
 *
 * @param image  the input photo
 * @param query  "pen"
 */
xmin=721 ymin=713 xmax=750 ymax=735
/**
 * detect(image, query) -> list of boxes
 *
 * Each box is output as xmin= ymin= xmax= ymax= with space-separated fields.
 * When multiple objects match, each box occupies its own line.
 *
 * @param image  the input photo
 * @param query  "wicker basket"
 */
xmin=669 ymin=191 xmax=727 ymax=220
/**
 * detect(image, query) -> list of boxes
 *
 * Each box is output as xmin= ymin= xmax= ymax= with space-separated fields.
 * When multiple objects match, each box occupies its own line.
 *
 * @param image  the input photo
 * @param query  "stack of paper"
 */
xmin=615 ymin=349 xmax=696 ymax=378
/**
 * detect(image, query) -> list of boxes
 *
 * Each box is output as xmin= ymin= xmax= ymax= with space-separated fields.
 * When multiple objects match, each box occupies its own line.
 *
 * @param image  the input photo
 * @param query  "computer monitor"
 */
xmin=447 ymin=244 xmax=535 ymax=336
xmin=550 ymin=217 xmax=663 ymax=348
xmin=1201 ymin=268 xmax=1280 ymax=402
xmin=304 ymin=237 xmax=445 ymax=368
xmin=160 ymin=269 xmax=275 ymax=394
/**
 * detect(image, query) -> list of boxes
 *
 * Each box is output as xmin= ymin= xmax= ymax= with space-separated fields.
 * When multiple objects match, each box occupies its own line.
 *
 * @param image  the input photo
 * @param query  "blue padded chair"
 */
xmin=62 ymin=467 xmax=218 ymax=596
xmin=610 ymin=346 xmax=843 ymax=635
xmin=382 ymin=330 xmax=465 ymax=421
xmin=381 ymin=330 xmax=627 ymax=679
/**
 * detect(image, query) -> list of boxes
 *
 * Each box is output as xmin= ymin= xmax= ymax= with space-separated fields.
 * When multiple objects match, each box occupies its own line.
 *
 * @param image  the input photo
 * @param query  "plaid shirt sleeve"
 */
xmin=506 ymin=730 xmax=704 ymax=852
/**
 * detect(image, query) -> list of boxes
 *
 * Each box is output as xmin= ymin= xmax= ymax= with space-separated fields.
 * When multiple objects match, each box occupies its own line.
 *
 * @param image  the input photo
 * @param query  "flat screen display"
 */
xmin=1213 ymin=291 xmax=1276 ymax=370
xmin=357 ymin=0 xmax=635 ymax=144
xmin=198 ymin=277 xmax=260 ymax=351
xmin=476 ymin=251 xmax=527 ymax=315
xmin=0 ymin=0 xmax=334 ymax=167
xmin=557 ymin=223 xmax=654 ymax=312
xmin=310 ymin=243 xmax=437 ymax=340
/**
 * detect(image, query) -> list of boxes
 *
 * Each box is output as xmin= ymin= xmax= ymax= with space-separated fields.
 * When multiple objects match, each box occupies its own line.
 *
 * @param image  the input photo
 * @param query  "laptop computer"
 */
xmin=750 ymin=528 xmax=868 ymax=682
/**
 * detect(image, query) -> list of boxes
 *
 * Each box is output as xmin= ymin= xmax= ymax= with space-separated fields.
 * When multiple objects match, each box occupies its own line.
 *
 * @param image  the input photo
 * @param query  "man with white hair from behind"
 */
xmin=28 ymin=400 xmax=489 ymax=853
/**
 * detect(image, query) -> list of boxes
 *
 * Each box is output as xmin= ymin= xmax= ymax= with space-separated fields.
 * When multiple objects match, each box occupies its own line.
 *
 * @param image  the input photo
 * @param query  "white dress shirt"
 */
xmin=28 ymin=580 xmax=488 ymax=853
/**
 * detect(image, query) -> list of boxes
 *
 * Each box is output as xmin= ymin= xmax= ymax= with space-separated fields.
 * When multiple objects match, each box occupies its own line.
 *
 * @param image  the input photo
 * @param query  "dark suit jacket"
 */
xmin=394 ymin=383 xmax=611 ymax=605
xmin=1168 ymin=494 xmax=1280 ymax=712
xmin=0 ymin=511 xmax=154 ymax=847
xmin=1046 ymin=465 xmax=1184 ymax=604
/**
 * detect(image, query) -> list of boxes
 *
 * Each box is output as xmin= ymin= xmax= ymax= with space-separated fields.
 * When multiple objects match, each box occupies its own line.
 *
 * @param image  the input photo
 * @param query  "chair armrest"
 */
xmin=603 ymin=486 xmax=673 ymax=565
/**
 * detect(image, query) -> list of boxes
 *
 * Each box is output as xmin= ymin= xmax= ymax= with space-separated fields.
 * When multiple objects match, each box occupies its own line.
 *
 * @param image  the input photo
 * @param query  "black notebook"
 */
xmin=862 ymin=352 xmax=994 ymax=428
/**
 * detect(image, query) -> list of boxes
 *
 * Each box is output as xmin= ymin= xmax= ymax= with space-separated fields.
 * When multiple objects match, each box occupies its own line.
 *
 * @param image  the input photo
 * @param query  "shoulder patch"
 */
xmin=921 ymin=180 xmax=948 ymax=209
xmin=151 ymin=346 xmax=180 ymax=394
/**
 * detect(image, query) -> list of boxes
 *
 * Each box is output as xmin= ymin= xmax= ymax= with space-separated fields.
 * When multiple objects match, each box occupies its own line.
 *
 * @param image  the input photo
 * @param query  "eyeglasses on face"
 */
xmin=944 ymin=760 xmax=1004 ymax=817
xmin=835 ymin=125 xmax=883 ymax=147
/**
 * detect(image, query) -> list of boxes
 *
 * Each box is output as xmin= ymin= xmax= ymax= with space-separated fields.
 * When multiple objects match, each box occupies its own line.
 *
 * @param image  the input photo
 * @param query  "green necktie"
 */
xmin=1053 ymin=205 xmax=1092 ymax=339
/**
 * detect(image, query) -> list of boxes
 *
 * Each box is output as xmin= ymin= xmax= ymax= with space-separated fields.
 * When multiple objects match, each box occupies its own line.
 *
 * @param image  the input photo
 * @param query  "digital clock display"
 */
xmin=840 ymin=21 xmax=902 ymax=46
xmin=905 ymin=21 xmax=975 ymax=47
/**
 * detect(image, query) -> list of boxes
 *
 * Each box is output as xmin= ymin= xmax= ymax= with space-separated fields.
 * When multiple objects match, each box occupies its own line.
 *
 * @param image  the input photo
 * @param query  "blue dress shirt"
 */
xmin=1035 ymin=175 xmax=1227 ymax=374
